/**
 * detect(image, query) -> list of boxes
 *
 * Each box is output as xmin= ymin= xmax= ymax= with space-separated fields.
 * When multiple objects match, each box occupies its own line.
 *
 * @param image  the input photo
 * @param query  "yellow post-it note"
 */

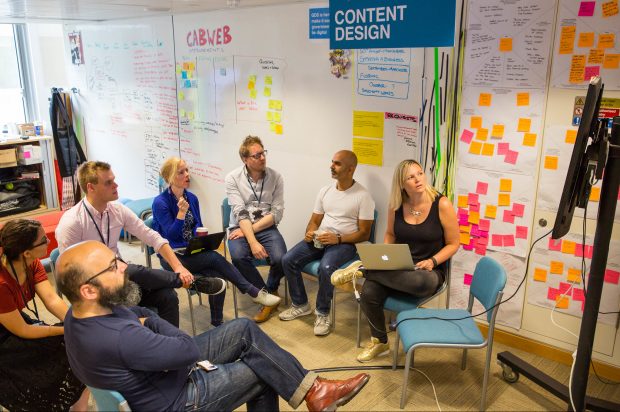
xmin=603 ymin=54 xmax=620 ymax=69
xmin=578 ymin=32 xmax=595 ymax=48
xmin=266 ymin=111 xmax=274 ymax=121
xmin=187 ymin=70 xmax=193 ymax=79
xmin=248 ymin=80 xmax=256 ymax=90
xmin=268 ymin=99 xmax=276 ymax=110
xmin=264 ymin=75 xmax=273 ymax=85
xmin=498 ymin=193 xmax=510 ymax=207
xmin=517 ymin=118 xmax=531 ymax=132
xmin=555 ymin=296 xmax=569 ymax=309
xmin=561 ymin=240 xmax=576 ymax=254
xmin=550 ymin=261 xmax=564 ymax=274
xmin=179 ymin=108 xmax=186 ymax=117
xmin=475 ymin=128 xmax=489 ymax=141
xmin=176 ymin=64 xmax=182 ymax=74
xmin=589 ymin=186 xmax=601 ymax=202
xmin=598 ymin=33 xmax=615 ymax=49
xmin=188 ymin=62 xmax=195 ymax=71
xmin=534 ymin=268 xmax=548 ymax=282
xmin=188 ymin=111 xmax=195 ymax=120
xmin=249 ymin=89 xmax=257 ymax=99
xmin=565 ymin=129 xmax=577 ymax=144
xmin=602 ymin=0 xmax=619 ymax=17
xmin=460 ymin=232 xmax=471 ymax=245
xmin=468 ymin=211 xmax=480 ymax=225
xmin=491 ymin=124 xmax=505 ymax=138
xmin=470 ymin=116 xmax=483 ymax=129
xmin=499 ymin=178 xmax=512 ymax=192
xmin=178 ymin=91 xmax=185 ymax=101
xmin=481 ymin=143 xmax=494 ymax=156
xmin=567 ymin=268 xmax=582 ymax=283
xmin=499 ymin=37 xmax=513 ymax=52
xmin=469 ymin=141 xmax=483 ymax=155
xmin=248 ymin=75 xmax=257 ymax=83
xmin=269 ymin=122 xmax=276 ymax=132
xmin=478 ymin=93 xmax=492 ymax=106
xmin=182 ymin=62 xmax=190 ymax=70
xmin=484 ymin=204 xmax=497 ymax=219
xmin=263 ymin=87 xmax=271 ymax=97
xmin=273 ymin=100 xmax=283 ymax=111
xmin=559 ymin=25 xmax=576 ymax=54
xmin=458 ymin=195 xmax=468 ymax=208
xmin=516 ymin=92 xmax=530 ymax=106
xmin=273 ymin=112 xmax=282 ymax=123
xmin=523 ymin=133 xmax=537 ymax=147
xmin=588 ymin=48 xmax=604 ymax=64
xmin=544 ymin=155 xmax=559 ymax=170
xmin=569 ymin=55 xmax=586 ymax=84
xmin=275 ymin=124 xmax=283 ymax=135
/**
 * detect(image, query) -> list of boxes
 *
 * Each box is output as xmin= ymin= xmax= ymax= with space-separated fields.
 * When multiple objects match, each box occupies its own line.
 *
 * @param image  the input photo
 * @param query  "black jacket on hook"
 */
xmin=49 ymin=88 xmax=86 ymax=178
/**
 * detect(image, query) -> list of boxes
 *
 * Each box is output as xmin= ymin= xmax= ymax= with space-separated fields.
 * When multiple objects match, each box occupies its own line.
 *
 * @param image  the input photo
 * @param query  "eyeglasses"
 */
xmin=30 ymin=235 xmax=50 ymax=249
xmin=246 ymin=150 xmax=268 ymax=160
xmin=81 ymin=255 xmax=127 ymax=286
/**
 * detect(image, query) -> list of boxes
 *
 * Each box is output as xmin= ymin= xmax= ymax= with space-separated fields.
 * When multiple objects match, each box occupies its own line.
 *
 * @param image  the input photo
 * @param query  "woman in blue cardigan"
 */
xmin=152 ymin=157 xmax=280 ymax=326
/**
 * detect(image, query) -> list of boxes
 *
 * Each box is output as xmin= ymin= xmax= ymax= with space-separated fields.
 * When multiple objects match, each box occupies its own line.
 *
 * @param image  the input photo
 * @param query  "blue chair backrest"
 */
xmin=50 ymin=248 xmax=60 ymax=265
xmin=88 ymin=386 xmax=131 ymax=411
xmin=222 ymin=198 xmax=231 ymax=230
xmin=143 ymin=216 xmax=155 ymax=255
xmin=369 ymin=209 xmax=379 ymax=243
xmin=470 ymin=256 xmax=507 ymax=322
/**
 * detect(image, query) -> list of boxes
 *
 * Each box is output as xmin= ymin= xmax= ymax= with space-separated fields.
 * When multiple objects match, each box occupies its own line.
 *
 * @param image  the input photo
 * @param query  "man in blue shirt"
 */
xmin=57 ymin=241 xmax=369 ymax=411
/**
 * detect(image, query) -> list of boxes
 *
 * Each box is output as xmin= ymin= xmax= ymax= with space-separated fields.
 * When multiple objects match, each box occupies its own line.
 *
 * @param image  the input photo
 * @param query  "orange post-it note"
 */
xmin=544 ymin=155 xmax=559 ymax=170
xmin=478 ymin=93 xmax=492 ymax=106
xmin=559 ymin=26 xmax=576 ymax=54
xmin=565 ymin=129 xmax=577 ymax=144
xmin=470 ymin=116 xmax=483 ymax=129
xmin=499 ymin=37 xmax=513 ymax=52
xmin=517 ymin=118 xmax=531 ymax=132
xmin=491 ymin=124 xmax=505 ymax=138
xmin=468 ymin=211 xmax=480 ymax=225
xmin=458 ymin=195 xmax=468 ymax=208
xmin=561 ymin=240 xmax=576 ymax=254
xmin=460 ymin=232 xmax=471 ymax=245
xmin=516 ymin=92 xmax=530 ymax=106
xmin=469 ymin=141 xmax=483 ymax=155
xmin=603 ymin=54 xmax=620 ymax=69
xmin=550 ymin=260 xmax=564 ymax=274
xmin=460 ymin=225 xmax=471 ymax=234
xmin=602 ymin=0 xmax=619 ymax=17
xmin=484 ymin=204 xmax=497 ymax=219
xmin=476 ymin=128 xmax=489 ymax=141
xmin=567 ymin=268 xmax=582 ymax=283
xmin=598 ymin=33 xmax=615 ymax=49
xmin=569 ymin=55 xmax=586 ymax=84
xmin=578 ymin=32 xmax=595 ymax=48
xmin=589 ymin=186 xmax=601 ymax=202
xmin=555 ymin=296 xmax=569 ymax=309
xmin=588 ymin=49 xmax=604 ymax=64
xmin=498 ymin=193 xmax=511 ymax=207
xmin=481 ymin=143 xmax=494 ymax=156
xmin=523 ymin=133 xmax=537 ymax=147
xmin=534 ymin=268 xmax=548 ymax=282
xmin=499 ymin=178 xmax=512 ymax=192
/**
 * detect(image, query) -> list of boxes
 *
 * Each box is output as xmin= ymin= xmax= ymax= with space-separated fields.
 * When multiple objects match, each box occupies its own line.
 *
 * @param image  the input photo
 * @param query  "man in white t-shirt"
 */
xmin=279 ymin=150 xmax=375 ymax=336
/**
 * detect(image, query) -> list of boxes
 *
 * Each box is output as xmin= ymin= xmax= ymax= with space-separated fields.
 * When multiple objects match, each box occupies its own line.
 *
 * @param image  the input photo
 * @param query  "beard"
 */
xmin=97 ymin=278 xmax=142 ymax=309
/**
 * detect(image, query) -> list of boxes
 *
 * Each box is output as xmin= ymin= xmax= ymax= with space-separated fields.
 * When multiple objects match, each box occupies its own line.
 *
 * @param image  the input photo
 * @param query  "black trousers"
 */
xmin=126 ymin=263 xmax=181 ymax=327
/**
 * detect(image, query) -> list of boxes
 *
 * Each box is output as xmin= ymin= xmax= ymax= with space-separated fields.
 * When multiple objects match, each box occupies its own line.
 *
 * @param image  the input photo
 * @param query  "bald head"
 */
xmin=336 ymin=150 xmax=358 ymax=169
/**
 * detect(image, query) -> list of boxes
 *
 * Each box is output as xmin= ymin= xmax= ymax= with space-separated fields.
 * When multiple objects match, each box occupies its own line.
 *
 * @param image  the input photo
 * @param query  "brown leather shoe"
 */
xmin=305 ymin=373 xmax=370 ymax=412
xmin=253 ymin=291 xmax=280 ymax=323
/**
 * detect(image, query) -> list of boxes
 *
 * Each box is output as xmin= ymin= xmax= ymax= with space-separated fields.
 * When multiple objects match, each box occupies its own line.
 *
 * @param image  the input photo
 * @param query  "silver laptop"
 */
xmin=355 ymin=243 xmax=417 ymax=271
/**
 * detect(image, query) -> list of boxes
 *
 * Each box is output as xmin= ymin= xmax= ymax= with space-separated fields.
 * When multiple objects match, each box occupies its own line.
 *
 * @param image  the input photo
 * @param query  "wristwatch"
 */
xmin=430 ymin=256 xmax=438 ymax=268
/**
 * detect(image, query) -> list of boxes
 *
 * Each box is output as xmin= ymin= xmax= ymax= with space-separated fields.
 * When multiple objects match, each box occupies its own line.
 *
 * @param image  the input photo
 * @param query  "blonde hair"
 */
xmin=239 ymin=135 xmax=264 ymax=159
xmin=388 ymin=159 xmax=439 ymax=211
xmin=160 ymin=157 xmax=185 ymax=186
xmin=77 ymin=161 xmax=111 ymax=192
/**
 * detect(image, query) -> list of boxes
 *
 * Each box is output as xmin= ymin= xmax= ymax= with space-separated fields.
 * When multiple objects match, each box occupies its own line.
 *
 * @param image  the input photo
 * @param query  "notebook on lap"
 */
xmin=177 ymin=231 xmax=226 ymax=256
xmin=355 ymin=243 xmax=417 ymax=271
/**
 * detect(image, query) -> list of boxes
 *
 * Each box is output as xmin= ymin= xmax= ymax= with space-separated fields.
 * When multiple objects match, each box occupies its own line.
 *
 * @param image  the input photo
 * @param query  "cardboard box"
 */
xmin=17 ymin=145 xmax=42 ymax=165
xmin=17 ymin=123 xmax=35 ymax=136
xmin=0 ymin=148 xmax=17 ymax=168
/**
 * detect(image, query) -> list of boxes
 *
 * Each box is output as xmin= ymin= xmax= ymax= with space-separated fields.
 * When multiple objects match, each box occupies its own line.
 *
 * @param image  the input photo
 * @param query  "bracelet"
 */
xmin=337 ymin=233 xmax=342 ymax=244
xmin=430 ymin=256 xmax=438 ymax=268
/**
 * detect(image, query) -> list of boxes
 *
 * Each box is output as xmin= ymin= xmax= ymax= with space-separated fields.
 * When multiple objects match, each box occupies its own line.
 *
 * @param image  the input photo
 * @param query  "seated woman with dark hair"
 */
xmin=331 ymin=159 xmax=459 ymax=362
xmin=152 ymin=157 xmax=280 ymax=326
xmin=0 ymin=219 xmax=88 ymax=411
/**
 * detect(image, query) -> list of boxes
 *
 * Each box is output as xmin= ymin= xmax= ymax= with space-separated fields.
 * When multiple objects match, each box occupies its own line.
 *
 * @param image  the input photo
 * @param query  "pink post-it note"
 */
xmin=503 ymin=235 xmax=515 ymax=247
xmin=458 ymin=208 xmax=468 ymax=218
xmin=574 ymin=243 xmax=584 ymax=257
xmin=476 ymin=181 xmax=489 ymax=195
xmin=585 ymin=245 xmax=594 ymax=259
xmin=547 ymin=287 xmax=560 ymax=301
xmin=470 ymin=225 xmax=481 ymax=237
xmin=548 ymin=238 xmax=562 ymax=251
xmin=516 ymin=225 xmax=528 ymax=239
xmin=558 ymin=282 xmax=572 ymax=294
xmin=475 ymin=244 xmax=487 ymax=256
xmin=477 ymin=236 xmax=489 ymax=246
xmin=505 ymin=150 xmax=519 ymax=164
xmin=503 ymin=210 xmax=515 ymax=224
xmin=463 ymin=273 xmax=473 ymax=285
xmin=573 ymin=288 xmax=585 ymax=302
xmin=604 ymin=269 xmax=620 ymax=284
xmin=491 ymin=234 xmax=503 ymax=247
xmin=462 ymin=243 xmax=474 ymax=251
xmin=478 ymin=219 xmax=490 ymax=232
xmin=460 ymin=129 xmax=474 ymax=143
xmin=578 ymin=1 xmax=596 ymax=16
xmin=512 ymin=203 xmax=525 ymax=217
xmin=497 ymin=142 xmax=510 ymax=155
xmin=23 ymin=152 xmax=31 ymax=159
xmin=584 ymin=66 xmax=600 ymax=80
xmin=458 ymin=216 xmax=469 ymax=226
xmin=470 ymin=203 xmax=480 ymax=212
xmin=468 ymin=193 xmax=479 ymax=205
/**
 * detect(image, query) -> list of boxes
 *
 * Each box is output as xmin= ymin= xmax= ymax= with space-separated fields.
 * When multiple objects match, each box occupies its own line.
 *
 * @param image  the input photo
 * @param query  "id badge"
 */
xmin=197 ymin=360 xmax=218 ymax=372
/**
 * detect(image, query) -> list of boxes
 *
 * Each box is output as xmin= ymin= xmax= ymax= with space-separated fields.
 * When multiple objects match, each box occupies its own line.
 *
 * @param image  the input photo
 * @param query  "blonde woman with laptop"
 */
xmin=331 ymin=159 xmax=459 ymax=362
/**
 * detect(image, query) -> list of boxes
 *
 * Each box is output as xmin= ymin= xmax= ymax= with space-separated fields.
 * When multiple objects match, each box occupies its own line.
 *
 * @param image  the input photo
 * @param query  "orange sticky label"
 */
xmin=481 ymin=143 xmax=494 ymax=156
xmin=578 ymin=32 xmax=595 ymax=48
xmin=567 ymin=268 xmax=582 ymax=283
xmin=460 ymin=225 xmax=471 ymax=233
xmin=498 ymin=193 xmax=510 ymax=207
xmin=484 ymin=204 xmax=497 ymax=219
xmin=458 ymin=195 xmax=468 ymax=208
xmin=588 ymin=49 xmax=605 ymax=64
xmin=460 ymin=232 xmax=471 ymax=245
xmin=602 ymin=0 xmax=619 ymax=17
xmin=555 ymin=296 xmax=569 ymax=309
xmin=598 ymin=33 xmax=615 ymax=49
xmin=516 ymin=92 xmax=530 ymax=106
xmin=478 ymin=93 xmax=492 ymax=106
xmin=499 ymin=37 xmax=513 ymax=52
xmin=469 ymin=141 xmax=483 ymax=155
xmin=470 ymin=116 xmax=483 ymax=129
xmin=476 ymin=128 xmax=489 ymax=141
xmin=559 ymin=26 xmax=576 ymax=54
xmin=561 ymin=240 xmax=576 ymax=254
xmin=603 ymin=54 xmax=620 ymax=69
xmin=523 ymin=133 xmax=537 ymax=147
xmin=517 ymin=118 xmax=531 ymax=132
xmin=550 ymin=260 xmax=564 ymax=274
xmin=544 ymin=156 xmax=559 ymax=170
xmin=499 ymin=178 xmax=512 ymax=192
xmin=533 ymin=268 xmax=548 ymax=282
xmin=589 ymin=186 xmax=601 ymax=202
xmin=569 ymin=55 xmax=586 ymax=84
xmin=491 ymin=124 xmax=505 ymax=138
xmin=565 ymin=129 xmax=577 ymax=144
xmin=468 ymin=211 xmax=480 ymax=225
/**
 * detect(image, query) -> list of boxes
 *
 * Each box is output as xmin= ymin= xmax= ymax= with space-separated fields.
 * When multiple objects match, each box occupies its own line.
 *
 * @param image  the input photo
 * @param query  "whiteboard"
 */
xmin=63 ymin=17 xmax=179 ymax=199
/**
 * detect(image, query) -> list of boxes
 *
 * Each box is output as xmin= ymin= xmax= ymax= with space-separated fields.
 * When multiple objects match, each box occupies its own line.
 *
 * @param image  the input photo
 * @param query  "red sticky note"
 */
xmin=512 ymin=203 xmax=525 ymax=217
xmin=573 ymin=288 xmax=585 ymax=302
xmin=549 ymin=238 xmax=562 ymax=251
xmin=476 ymin=181 xmax=489 ymax=195
xmin=578 ymin=1 xmax=595 ymax=16
xmin=462 ymin=243 xmax=474 ymax=251
xmin=468 ymin=193 xmax=479 ymax=205
xmin=478 ymin=219 xmax=490 ymax=232
xmin=584 ymin=65 xmax=600 ymax=80
xmin=460 ymin=129 xmax=474 ymax=143
xmin=503 ymin=235 xmax=515 ymax=247
xmin=470 ymin=203 xmax=481 ymax=212
xmin=574 ymin=243 xmax=584 ymax=257
xmin=492 ymin=234 xmax=503 ymax=247
xmin=516 ymin=225 xmax=528 ymax=239
xmin=497 ymin=142 xmax=510 ymax=155
xmin=505 ymin=150 xmax=519 ymax=164
xmin=475 ymin=244 xmax=487 ymax=256
xmin=547 ymin=287 xmax=560 ymax=301
xmin=463 ymin=273 xmax=473 ymax=285
xmin=503 ymin=210 xmax=515 ymax=224
xmin=585 ymin=245 xmax=594 ymax=259
xmin=458 ymin=208 xmax=468 ymax=218
xmin=604 ymin=269 xmax=620 ymax=285
xmin=477 ymin=236 xmax=489 ymax=246
xmin=559 ymin=282 xmax=572 ymax=294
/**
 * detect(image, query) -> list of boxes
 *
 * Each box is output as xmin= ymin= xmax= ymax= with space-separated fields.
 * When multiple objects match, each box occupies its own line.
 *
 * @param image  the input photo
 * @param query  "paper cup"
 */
xmin=196 ymin=227 xmax=209 ymax=237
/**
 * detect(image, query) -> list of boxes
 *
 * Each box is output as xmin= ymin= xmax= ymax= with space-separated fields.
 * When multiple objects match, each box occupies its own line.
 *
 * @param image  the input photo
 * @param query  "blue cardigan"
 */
xmin=152 ymin=189 xmax=203 ymax=249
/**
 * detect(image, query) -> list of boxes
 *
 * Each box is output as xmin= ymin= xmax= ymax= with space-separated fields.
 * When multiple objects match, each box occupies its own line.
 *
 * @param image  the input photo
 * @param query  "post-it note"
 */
xmin=470 ymin=116 xmax=482 ymax=129
xmin=550 ymin=261 xmax=564 ymax=274
xmin=578 ymin=32 xmax=595 ymax=48
xmin=603 ymin=53 xmax=620 ymax=69
xmin=499 ymin=178 xmax=512 ymax=192
xmin=484 ymin=205 xmax=497 ymax=219
xmin=476 ymin=181 xmax=488 ymax=195
xmin=460 ymin=129 xmax=474 ymax=143
xmin=498 ymin=193 xmax=510 ymax=206
xmin=476 ymin=128 xmax=489 ymax=141
xmin=491 ymin=124 xmax=505 ymax=139
xmin=469 ymin=141 xmax=483 ymax=155
xmin=516 ymin=92 xmax=530 ymax=106
xmin=602 ymin=0 xmax=619 ymax=18
xmin=565 ymin=129 xmax=577 ymax=144
xmin=534 ymin=268 xmax=547 ymax=282
xmin=523 ymin=133 xmax=537 ymax=147
xmin=544 ymin=155 xmax=559 ymax=170
xmin=499 ymin=37 xmax=513 ymax=52
xmin=478 ymin=93 xmax=492 ymax=107
xmin=517 ymin=118 xmax=531 ymax=132
xmin=481 ymin=143 xmax=494 ymax=156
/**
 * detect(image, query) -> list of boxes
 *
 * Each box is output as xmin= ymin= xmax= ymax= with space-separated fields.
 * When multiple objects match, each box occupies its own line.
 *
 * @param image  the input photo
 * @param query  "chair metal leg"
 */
xmin=480 ymin=345 xmax=493 ymax=411
xmin=356 ymin=302 xmax=362 ymax=348
xmin=461 ymin=348 xmax=468 ymax=370
xmin=284 ymin=277 xmax=289 ymax=306
xmin=186 ymin=290 xmax=197 ymax=336
xmin=197 ymin=292 xmax=203 ymax=306
xmin=330 ymin=295 xmax=336 ymax=331
xmin=400 ymin=348 xmax=414 ymax=409
xmin=392 ymin=330 xmax=400 ymax=370
xmin=232 ymin=284 xmax=239 ymax=319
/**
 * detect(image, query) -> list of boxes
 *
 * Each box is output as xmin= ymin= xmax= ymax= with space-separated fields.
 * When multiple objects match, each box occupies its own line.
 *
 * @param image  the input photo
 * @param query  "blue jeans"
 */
xmin=282 ymin=241 xmax=357 ymax=315
xmin=182 ymin=318 xmax=316 ymax=411
xmin=228 ymin=226 xmax=287 ymax=293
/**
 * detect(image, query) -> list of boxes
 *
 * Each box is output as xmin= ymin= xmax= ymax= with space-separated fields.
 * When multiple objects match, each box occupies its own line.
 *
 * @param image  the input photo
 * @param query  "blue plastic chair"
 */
xmin=88 ymin=386 xmax=131 ymax=411
xmin=123 ymin=197 xmax=154 ymax=243
xmin=221 ymin=197 xmax=287 ymax=318
xmin=47 ymin=248 xmax=62 ymax=297
xmin=301 ymin=209 xmax=378 ymax=333
xmin=393 ymin=256 xmax=507 ymax=410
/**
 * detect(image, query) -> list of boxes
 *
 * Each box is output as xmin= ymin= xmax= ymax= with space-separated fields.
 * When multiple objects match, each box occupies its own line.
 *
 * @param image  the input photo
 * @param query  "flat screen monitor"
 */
xmin=552 ymin=76 xmax=604 ymax=239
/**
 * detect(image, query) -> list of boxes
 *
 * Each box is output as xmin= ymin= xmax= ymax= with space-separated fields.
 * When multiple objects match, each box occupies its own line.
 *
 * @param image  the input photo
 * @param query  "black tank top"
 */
xmin=394 ymin=195 xmax=446 ymax=276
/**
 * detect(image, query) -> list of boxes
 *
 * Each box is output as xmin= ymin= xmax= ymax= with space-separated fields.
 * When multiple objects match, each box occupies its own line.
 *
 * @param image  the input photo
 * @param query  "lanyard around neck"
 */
xmin=83 ymin=200 xmax=110 ymax=246
xmin=245 ymin=169 xmax=265 ymax=204
xmin=8 ymin=260 xmax=39 ymax=320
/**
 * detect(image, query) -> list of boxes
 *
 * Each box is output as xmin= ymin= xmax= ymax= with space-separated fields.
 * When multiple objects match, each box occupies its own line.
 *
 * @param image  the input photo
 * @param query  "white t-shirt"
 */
xmin=314 ymin=181 xmax=375 ymax=235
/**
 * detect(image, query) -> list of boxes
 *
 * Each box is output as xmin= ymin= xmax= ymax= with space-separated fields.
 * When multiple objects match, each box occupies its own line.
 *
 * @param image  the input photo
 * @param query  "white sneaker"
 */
xmin=252 ymin=289 xmax=281 ymax=307
xmin=314 ymin=313 xmax=331 ymax=336
xmin=279 ymin=303 xmax=313 ymax=321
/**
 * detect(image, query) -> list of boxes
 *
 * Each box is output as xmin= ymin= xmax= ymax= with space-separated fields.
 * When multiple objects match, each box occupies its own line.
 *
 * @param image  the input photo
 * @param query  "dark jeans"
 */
xmin=282 ymin=241 xmax=357 ymax=315
xmin=181 ymin=318 xmax=316 ymax=411
xmin=126 ymin=263 xmax=180 ymax=327
xmin=228 ymin=226 xmax=287 ymax=293
xmin=360 ymin=268 xmax=443 ymax=342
